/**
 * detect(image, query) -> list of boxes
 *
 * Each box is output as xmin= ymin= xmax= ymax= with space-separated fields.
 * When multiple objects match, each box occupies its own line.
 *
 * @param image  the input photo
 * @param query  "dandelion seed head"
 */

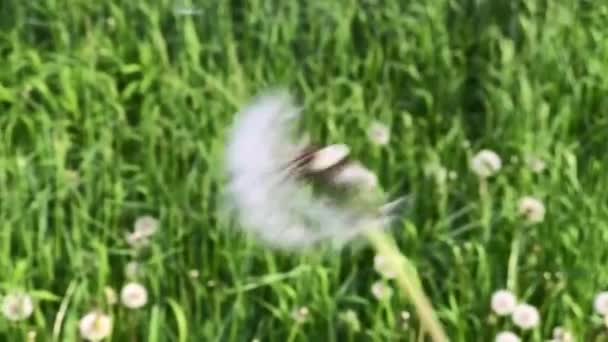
xmin=124 ymin=261 xmax=142 ymax=279
xmin=512 ymin=303 xmax=540 ymax=330
xmin=491 ymin=290 xmax=517 ymax=316
xmin=120 ymin=282 xmax=148 ymax=309
xmin=495 ymin=331 xmax=520 ymax=342
xmin=1 ymin=292 xmax=34 ymax=321
xmin=471 ymin=149 xmax=502 ymax=178
xmin=188 ymin=269 xmax=200 ymax=279
xmin=371 ymin=281 xmax=393 ymax=301
xmin=291 ymin=306 xmax=310 ymax=324
xmin=125 ymin=230 xmax=150 ymax=249
xmin=224 ymin=91 xmax=403 ymax=250
xmin=594 ymin=291 xmax=608 ymax=316
xmin=340 ymin=309 xmax=361 ymax=332
xmin=526 ymin=156 xmax=546 ymax=173
xmin=79 ymin=311 xmax=112 ymax=341
xmin=518 ymin=196 xmax=545 ymax=224
xmin=368 ymin=121 xmax=390 ymax=145
xmin=134 ymin=215 xmax=159 ymax=237
xmin=552 ymin=326 xmax=574 ymax=342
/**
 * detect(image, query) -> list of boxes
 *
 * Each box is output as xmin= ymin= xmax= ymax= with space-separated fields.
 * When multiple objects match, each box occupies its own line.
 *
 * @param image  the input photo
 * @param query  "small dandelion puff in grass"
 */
xmin=134 ymin=215 xmax=159 ymax=237
xmin=512 ymin=303 xmax=540 ymax=330
xmin=79 ymin=311 xmax=112 ymax=341
xmin=594 ymin=292 xmax=608 ymax=316
xmin=552 ymin=326 xmax=574 ymax=342
xmin=495 ymin=331 xmax=520 ymax=342
xmin=371 ymin=281 xmax=393 ymax=301
xmin=26 ymin=330 xmax=36 ymax=342
xmin=188 ymin=269 xmax=200 ymax=279
xmin=368 ymin=121 xmax=390 ymax=145
xmin=291 ymin=306 xmax=310 ymax=324
xmin=124 ymin=261 xmax=141 ymax=280
xmin=373 ymin=254 xmax=397 ymax=279
xmin=400 ymin=310 xmax=411 ymax=330
xmin=120 ymin=282 xmax=148 ymax=309
xmin=518 ymin=196 xmax=546 ymax=224
xmin=471 ymin=149 xmax=502 ymax=178
xmin=125 ymin=230 xmax=150 ymax=249
xmin=224 ymin=91 xmax=405 ymax=250
xmin=339 ymin=309 xmax=361 ymax=332
xmin=1 ymin=292 xmax=34 ymax=321
xmin=526 ymin=156 xmax=546 ymax=173
xmin=103 ymin=287 xmax=117 ymax=306
xmin=491 ymin=290 xmax=517 ymax=316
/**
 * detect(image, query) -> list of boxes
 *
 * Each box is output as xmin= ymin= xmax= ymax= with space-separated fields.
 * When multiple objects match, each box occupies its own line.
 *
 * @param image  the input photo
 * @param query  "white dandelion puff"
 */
xmin=79 ymin=310 xmax=112 ymax=341
xmin=134 ymin=215 xmax=159 ymax=237
xmin=552 ymin=326 xmax=574 ymax=342
xmin=332 ymin=162 xmax=378 ymax=189
xmin=491 ymin=289 xmax=517 ymax=316
xmin=124 ymin=261 xmax=142 ymax=280
xmin=125 ymin=230 xmax=150 ymax=249
xmin=594 ymin=291 xmax=608 ymax=316
xmin=291 ymin=306 xmax=310 ymax=324
xmin=1 ymin=292 xmax=34 ymax=321
xmin=471 ymin=149 xmax=502 ymax=178
xmin=525 ymin=156 xmax=546 ymax=173
xmin=224 ymin=91 xmax=404 ymax=250
xmin=371 ymin=281 xmax=393 ymax=301
xmin=512 ymin=303 xmax=540 ymax=330
xmin=120 ymin=282 xmax=148 ymax=309
xmin=495 ymin=331 xmax=520 ymax=342
xmin=368 ymin=121 xmax=390 ymax=145
xmin=518 ymin=196 xmax=545 ymax=224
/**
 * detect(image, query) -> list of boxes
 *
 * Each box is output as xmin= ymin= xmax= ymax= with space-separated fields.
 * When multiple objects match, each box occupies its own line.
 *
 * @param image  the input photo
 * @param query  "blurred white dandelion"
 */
xmin=518 ymin=196 xmax=545 ymax=224
xmin=495 ymin=331 xmax=520 ymax=342
xmin=1 ymin=292 xmax=34 ymax=321
xmin=134 ymin=215 xmax=159 ymax=237
xmin=373 ymin=254 xmax=397 ymax=279
xmin=368 ymin=121 xmax=390 ymax=145
xmin=371 ymin=281 xmax=393 ymax=301
xmin=491 ymin=289 xmax=517 ymax=316
xmin=120 ymin=282 xmax=148 ymax=309
xmin=291 ymin=306 xmax=310 ymax=324
xmin=526 ymin=156 xmax=546 ymax=173
xmin=125 ymin=230 xmax=150 ymax=249
xmin=471 ymin=149 xmax=502 ymax=178
xmin=552 ymin=326 xmax=574 ymax=342
xmin=79 ymin=310 xmax=112 ymax=341
xmin=512 ymin=303 xmax=540 ymax=330
xmin=331 ymin=161 xmax=378 ymax=189
xmin=339 ymin=309 xmax=361 ymax=332
xmin=188 ymin=269 xmax=200 ymax=279
xmin=594 ymin=291 xmax=608 ymax=316
xmin=224 ymin=91 xmax=405 ymax=249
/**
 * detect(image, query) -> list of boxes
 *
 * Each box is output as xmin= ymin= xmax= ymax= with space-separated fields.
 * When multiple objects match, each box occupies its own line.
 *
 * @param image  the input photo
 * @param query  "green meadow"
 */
xmin=2 ymin=1 xmax=608 ymax=341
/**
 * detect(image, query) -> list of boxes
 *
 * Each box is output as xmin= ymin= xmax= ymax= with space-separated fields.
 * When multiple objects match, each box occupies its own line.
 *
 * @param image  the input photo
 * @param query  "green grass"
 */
xmin=2 ymin=0 xmax=608 ymax=340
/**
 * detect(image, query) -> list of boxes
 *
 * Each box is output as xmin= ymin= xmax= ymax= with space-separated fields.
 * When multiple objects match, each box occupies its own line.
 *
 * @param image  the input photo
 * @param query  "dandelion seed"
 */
xmin=79 ymin=310 xmax=112 ymax=341
xmin=594 ymin=291 xmax=608 ymax=316
xmin=134 ymin=215 xmax=159 ymax=237
xmin=368 ymin=121 xmax=390 ymax=145
xmin=495 ymin=331 xmax=520 ymax=342
xmin=1 ymin=292 xmax=34 ymax=321
xmin=120 ymin=282 xmax=148 ymax=309
xmin=526 ymin=156 xmax=546 ymax=173
xmin=224 ymin=91 xmax=403 ymax=249
xmin=291 ymin=306 xmax=310 ymax=324
xmin=491 ymin=290 xmax=517 ymax=316
xmin=512 ymin=303 xmax=540 ymax=330
xmin=103 ymin=287 xmax=117 ymax=306
xmin=518 ymin=196 xmax=545 ymax=224
xmin=371 ymin=281 xmax=393 ymax=301
xmin=471 ymin=149 xmax=502 ymax=178
xmin=373 ymin=254 xmax=397 ymax=279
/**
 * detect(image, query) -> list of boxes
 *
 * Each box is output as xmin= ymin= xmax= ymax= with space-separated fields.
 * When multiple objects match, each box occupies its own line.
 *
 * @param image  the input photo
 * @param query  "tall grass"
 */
xmin=1 ymin=0 xmax=608 ymax=340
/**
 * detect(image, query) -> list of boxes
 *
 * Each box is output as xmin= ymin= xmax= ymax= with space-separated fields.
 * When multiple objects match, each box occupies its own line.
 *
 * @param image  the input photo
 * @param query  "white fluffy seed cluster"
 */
xmin=490 ymin=289 xmax=540 ymax=341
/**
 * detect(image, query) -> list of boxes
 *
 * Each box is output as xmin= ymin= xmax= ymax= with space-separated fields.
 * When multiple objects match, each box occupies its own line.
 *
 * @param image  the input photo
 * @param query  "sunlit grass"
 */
xmin=2 ymin=0 xmax=608 ymax=341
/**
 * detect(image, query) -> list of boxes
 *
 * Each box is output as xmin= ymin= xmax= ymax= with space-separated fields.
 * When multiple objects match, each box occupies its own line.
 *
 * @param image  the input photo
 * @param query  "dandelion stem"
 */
xmin=365 ymin=230 xmax=448 ymax=342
